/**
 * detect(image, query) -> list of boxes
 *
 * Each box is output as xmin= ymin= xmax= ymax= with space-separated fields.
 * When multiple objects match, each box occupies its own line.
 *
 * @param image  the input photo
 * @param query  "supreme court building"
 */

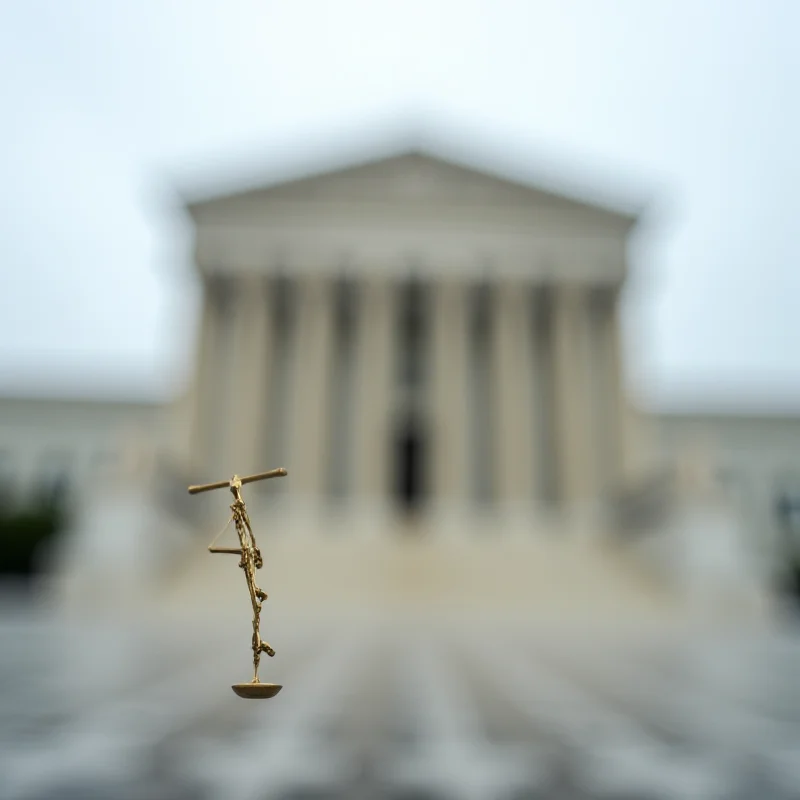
xmin=170 ymin=148 xmax=647 ymax=537
xmin=115 ymin=142 xmax=718 ymax=622
xmin=40 ymin=140 xmax=778 ymax=621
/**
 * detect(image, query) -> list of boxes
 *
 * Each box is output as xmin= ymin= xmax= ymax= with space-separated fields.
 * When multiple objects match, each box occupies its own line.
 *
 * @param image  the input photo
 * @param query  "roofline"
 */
xmin=637 ymin=380 xmax=800 ymax=421
xmin=0 ymin=391 xmax=164 ymax=408
xmin=654 ymin=408 xmax=800 ymax=422
xmin=3 ymin=392 xmax=799 ymax=422
xmin=178 ymin=124 xmax=648 ymax=229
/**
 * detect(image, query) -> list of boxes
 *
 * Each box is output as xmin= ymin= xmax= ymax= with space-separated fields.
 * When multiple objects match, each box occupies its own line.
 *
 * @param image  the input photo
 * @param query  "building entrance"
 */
xmin=393 ymin=415 xmax=426 ymax=515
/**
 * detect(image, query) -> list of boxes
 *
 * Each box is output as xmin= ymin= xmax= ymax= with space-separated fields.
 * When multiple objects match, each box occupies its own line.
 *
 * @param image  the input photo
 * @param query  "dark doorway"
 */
xmin=394 ymin=415 xmax=426 ymax=515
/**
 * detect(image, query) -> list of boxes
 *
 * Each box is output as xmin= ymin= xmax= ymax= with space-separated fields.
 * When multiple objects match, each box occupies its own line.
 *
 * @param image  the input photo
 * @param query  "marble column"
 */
xmin=603 ymin=290 xmax=643 ymax=482
xmin=430 ymin=277 xmax=470 ymax=518
xmin=552 ymin=283 xmax=595 ymax=521
xmin=586 ymin=288 xmax=618 ymax=495
xmin=352 ymin=277 xmax=394 ymax=512
xmin=222 ymin=273 xmax=271 ymax=476
xmin=286 ymin=276 xmax=336 ymax=506
xmin=491 ymin=280 xmax=537 ymax=515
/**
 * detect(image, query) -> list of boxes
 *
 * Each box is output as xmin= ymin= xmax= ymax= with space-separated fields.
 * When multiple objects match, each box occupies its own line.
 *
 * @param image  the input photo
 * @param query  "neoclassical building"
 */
xmin=170 ymin=148 xmax=649 ymax=539
xmin=16 ymin=139 xmax=783 ymax=623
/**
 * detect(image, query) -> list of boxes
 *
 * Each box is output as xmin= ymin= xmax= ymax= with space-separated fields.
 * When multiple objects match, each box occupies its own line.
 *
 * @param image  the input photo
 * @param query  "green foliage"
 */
xmin=0 ymin=488 xmax=69 ymax=576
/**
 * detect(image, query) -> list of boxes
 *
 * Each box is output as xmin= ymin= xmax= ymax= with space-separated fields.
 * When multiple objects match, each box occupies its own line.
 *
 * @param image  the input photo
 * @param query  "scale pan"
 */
xmin=232 ymin=682 xmax=283 ymax=699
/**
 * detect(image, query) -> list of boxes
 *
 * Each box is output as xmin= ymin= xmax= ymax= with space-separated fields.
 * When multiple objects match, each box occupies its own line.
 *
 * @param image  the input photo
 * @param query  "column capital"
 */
xmin=555 ymin=280 xmax=589 ymax=300
xmin=357 ymin=274 xmax=396 ymax=306
xmin=205 ymin=272 xmax=237 ymax=314
xmin=587 ymin=282 xmax=621 ymax=315
xmin=229 ymin=271 xmax=270 ymax=311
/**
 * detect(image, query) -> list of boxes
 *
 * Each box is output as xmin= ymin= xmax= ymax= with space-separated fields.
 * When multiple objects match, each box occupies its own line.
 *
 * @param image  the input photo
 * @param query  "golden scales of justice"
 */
xmin=187 ymin=467 xmax=287 ymax=699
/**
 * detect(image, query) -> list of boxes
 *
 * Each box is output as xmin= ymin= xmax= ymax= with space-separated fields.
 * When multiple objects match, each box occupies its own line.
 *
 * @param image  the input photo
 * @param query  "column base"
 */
xmin=562 ymin=499 xmax=604 ymax=540
xmin=425 ymin=501 xmax=479 ymax=539
xmin=349 ymin=499 xmax=395 ymax=539
xmin=491 ymin=501 xmax=540 ymax=534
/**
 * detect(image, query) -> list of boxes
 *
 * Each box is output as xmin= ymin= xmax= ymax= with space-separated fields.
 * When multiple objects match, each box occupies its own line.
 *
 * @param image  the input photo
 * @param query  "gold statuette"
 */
xmin=188 ymin=468 xmax=288 ymax=699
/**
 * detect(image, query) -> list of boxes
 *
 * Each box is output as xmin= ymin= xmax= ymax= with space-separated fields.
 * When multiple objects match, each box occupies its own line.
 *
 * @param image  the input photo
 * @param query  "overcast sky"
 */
xmin=0 ymin=0 xmax=797 ymax=410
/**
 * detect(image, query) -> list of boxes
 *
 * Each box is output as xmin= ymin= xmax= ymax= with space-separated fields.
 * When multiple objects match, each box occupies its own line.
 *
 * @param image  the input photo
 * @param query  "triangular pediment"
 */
xmin=186 ymin=149 xmax=638 ymax=228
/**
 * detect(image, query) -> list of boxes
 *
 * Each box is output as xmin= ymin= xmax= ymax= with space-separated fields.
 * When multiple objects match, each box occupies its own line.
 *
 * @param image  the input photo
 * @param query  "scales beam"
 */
xmin=188 ymin=467 xmax=288 ymax=494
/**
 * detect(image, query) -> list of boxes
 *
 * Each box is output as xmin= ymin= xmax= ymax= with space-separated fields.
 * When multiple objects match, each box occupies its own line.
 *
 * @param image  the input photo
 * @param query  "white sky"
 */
xmin=0 ymin=0 xmax=798 ymax=410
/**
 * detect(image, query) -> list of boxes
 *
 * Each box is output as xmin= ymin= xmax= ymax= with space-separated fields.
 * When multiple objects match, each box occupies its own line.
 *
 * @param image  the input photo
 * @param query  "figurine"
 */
xmin=188 ymin=467 xmax=287 ymax=698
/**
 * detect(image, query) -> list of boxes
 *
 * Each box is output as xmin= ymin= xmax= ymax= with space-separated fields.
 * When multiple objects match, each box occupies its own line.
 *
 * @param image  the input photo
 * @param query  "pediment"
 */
xmin=186 ymin=151 xmax=637 ymax=228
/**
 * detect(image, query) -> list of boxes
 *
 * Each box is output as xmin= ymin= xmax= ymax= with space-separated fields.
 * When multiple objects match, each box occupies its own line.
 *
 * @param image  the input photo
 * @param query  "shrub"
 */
xmin=0 ymin=487 xmax=69 ymax=576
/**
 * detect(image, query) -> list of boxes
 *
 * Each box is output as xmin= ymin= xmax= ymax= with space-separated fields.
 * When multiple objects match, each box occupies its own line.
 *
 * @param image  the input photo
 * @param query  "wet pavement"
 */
xmin=1 ymin=588 xmax=800 ymax=800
